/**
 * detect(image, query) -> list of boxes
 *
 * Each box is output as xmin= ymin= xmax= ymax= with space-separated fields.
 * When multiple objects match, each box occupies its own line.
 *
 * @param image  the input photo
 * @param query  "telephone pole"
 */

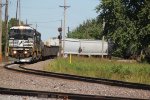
xmin=0 ymin=1 xmax=7 ymax=63
xmin=19 ymin=0 xmax=21 ymax=25
xmin=0 ymin=0 xmax=2 ymax=62
xmin=58 ymin=19 xmax=63 ymax=57
xmin=59 ymin=0 xmax=70 ymax=56
xmin=102 ymin=18 xmax=105 ymax=59
xmin=5 ymin=0 xmax=8 ymax=59
xmin=16 ymin=0 xmax=19 ymax=21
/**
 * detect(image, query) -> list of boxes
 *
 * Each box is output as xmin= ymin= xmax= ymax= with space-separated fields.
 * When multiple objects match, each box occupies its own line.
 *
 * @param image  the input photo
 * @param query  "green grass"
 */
xmin=44 ymin=56 xmax=150 ymax=84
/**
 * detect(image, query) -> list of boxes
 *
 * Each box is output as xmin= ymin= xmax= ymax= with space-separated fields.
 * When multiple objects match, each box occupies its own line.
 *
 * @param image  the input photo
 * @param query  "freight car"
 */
xmin=8 ymin=25 xmax=59 ymax=62
xmin=48 ymin=38 xmax=112 ymax=57
xmin=64 ymin=38 xmax=108 ymax=56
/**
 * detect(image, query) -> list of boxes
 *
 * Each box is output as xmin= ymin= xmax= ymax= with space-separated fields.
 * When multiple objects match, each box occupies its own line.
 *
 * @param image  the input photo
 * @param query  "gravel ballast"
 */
xmin=0 ymin=94 xmax=60 ymax=100
xmin=0 ymin=59 xmax=150 ymax=99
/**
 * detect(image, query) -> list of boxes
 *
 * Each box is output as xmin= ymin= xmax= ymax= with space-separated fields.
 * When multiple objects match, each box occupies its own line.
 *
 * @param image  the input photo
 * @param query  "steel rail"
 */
xmin=4 ymin=63 xmax=150 ymax=90
xmin=19 ymin=65 xmax=150 ymax=90
xmin=0 ymin=87 xmax=144 ymax=100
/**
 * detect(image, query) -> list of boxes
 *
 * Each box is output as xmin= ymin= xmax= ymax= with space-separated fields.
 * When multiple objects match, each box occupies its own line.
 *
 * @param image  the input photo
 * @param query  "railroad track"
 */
xmin=3 ymin=63 xmax=150 ymax=99
xmin=0 ymin=87 xmax=144 ymax=100
xmin=4 ymin=63 xmax=150 ymax=91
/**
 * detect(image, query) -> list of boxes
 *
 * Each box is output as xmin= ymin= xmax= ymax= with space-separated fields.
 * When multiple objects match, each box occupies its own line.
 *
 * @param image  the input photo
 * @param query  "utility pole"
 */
xmin=36 ymin=24 xmax=38 ymax=30
xmin=26 ymin=19 xmax=27 ymax=25
xmin=5 ymin=0 xmax=8 ymax=59
xmin=59 ymin=0 xmax=70 ymax=56
xmin=102 ymin=18 xmax=106 ymax=59
xmin=102 ymin=36 xmax=104 ymax=58
xmin=58 ymin=20 xmax=62 ymax=57
xmin=16 ymin=0 xmax=19 ymax=22
xmin=19 ymin=0 xmax=21 ymax=25
xmin=58 ymin=20 xmax=63 ymax=57
xmin=61 ymin=19 xmax=63 ymax=32
xmin=60 ymin=19 xmax=63 ymax=56
xmin=0 ymin=0 xmax=2 ymax=63
xmin=67 ymin=26 xmax=70 ymax=34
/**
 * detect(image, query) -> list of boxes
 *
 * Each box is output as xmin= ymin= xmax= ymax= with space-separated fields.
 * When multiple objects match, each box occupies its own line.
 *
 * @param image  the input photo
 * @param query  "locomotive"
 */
xmin=8 ymin=25 xmax=59 ymax=62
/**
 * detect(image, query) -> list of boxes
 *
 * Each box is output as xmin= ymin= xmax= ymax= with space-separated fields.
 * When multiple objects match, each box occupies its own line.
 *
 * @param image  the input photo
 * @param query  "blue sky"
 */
xmin=3 ymin=0 xmax=100 ymax=40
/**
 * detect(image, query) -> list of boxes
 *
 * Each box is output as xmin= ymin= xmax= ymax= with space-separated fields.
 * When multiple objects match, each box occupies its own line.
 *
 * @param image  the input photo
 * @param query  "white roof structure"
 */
xmin=10 ymin=26 xmax=34 ymax=30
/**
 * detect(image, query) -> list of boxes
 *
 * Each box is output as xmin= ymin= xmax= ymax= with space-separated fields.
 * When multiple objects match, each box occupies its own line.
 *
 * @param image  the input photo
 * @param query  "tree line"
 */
xmin=2 ymin=18 xmax=21 ymax=54
xmin=68 ymin=0 xmax=150 ymax=61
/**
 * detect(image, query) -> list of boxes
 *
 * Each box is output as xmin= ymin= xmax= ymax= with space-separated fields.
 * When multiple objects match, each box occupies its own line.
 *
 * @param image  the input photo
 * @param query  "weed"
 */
xmin=44 ymin=56 xmax=150 ymax=84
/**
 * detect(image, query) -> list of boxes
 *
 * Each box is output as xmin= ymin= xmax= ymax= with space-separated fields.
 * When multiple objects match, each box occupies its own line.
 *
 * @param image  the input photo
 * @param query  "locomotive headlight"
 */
xmin=13 ymin=50 xmax=17 ymax=54
xmin=24 ymin=51 xmax=28 ymax=54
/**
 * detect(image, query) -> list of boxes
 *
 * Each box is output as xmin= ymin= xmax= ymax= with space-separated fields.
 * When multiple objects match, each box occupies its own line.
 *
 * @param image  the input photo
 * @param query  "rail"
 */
xmin=0 ymin=87 xmax=144 ymax=100
xmin=4 ymin=63 xmax=150 ymax=90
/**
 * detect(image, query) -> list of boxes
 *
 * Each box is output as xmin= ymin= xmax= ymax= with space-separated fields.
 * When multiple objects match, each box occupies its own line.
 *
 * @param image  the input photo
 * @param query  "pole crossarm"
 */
xmin=0 ymin=3 xmax=7 ymax=7
xmin=59 ymin=5 xmax=70 ymax=9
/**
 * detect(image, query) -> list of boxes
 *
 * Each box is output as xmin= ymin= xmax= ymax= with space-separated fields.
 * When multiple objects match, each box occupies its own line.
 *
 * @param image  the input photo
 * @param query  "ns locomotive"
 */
xmin=8 ymin=25 xmax=59 ymax=62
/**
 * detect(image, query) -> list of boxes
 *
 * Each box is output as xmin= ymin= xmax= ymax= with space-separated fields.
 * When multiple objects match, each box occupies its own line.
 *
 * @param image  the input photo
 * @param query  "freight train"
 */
xmin=8 ymin=25 xmax=59 ymax=62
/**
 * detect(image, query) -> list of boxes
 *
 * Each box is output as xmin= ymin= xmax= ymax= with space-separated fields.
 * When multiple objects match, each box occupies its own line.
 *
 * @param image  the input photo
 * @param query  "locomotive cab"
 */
xmin=8 ymin=25 xmax=42 ymax=62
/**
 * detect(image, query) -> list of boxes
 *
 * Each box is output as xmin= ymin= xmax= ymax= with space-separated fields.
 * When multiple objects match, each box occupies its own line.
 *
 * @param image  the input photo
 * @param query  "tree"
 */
xmin=96 ymin=0 xmax=150 ymax=59
xmin=68 ymin=19 xmax=103 ymax=39
xmin=2 ymin=18 xmax=22 ymax=54
xmin=8 ymin=18 xmax=20 ymax=28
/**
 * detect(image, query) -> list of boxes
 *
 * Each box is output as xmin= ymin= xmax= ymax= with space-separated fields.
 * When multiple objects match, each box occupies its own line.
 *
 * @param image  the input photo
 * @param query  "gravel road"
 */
xmin=0 ymin=59 xmax=150 ymax=99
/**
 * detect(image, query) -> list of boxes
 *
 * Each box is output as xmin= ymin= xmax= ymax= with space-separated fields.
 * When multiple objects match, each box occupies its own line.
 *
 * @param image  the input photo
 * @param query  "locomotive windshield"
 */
xmin=9 ymin=29 xmax=34 ymax=40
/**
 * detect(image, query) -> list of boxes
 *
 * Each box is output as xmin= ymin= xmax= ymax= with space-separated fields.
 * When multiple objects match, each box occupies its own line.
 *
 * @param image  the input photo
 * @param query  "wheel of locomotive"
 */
xmin=39 ymin=54 xmax=42 ymax=61
xmin=32 ymin=52 xmax=37 ymax=63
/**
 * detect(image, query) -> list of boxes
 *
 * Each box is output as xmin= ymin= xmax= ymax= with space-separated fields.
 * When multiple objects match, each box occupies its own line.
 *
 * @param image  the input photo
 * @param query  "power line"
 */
xmin=21 ymin=6 xmax=59 ymax=10
xmin=30 ymin=20 xmax=61 ymax=24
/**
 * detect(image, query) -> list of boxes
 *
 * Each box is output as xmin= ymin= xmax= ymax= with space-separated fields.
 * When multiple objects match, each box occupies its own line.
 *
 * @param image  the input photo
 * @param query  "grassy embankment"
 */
xmin=44 ymin=56 xmax=150 ymax=84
